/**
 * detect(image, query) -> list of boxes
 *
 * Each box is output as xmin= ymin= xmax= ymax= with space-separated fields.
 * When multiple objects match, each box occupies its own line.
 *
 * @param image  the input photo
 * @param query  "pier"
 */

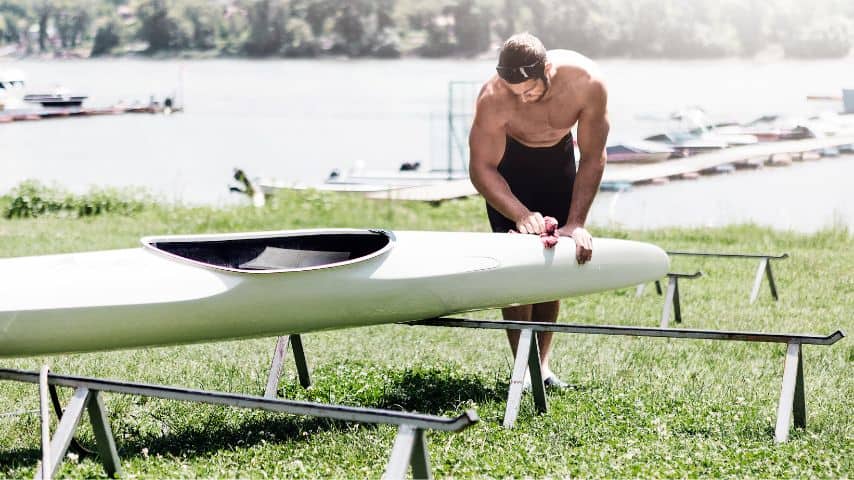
xmin=0 ymin=102 xmax=180 ymax=124
xmin=602 ymin=134 xmax=854 ymax=186
xmin=351 ymin=134 xmax=854 ymax=203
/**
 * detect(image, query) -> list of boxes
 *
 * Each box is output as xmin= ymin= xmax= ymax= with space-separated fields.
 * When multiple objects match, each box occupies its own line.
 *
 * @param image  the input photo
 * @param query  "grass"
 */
xmin=0 ymin=189 xmax=851 ymax=478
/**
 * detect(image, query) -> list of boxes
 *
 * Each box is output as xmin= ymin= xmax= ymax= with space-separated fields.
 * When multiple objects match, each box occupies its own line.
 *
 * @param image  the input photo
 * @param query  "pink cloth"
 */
xmin=509 ymin=216 xmax=560 ymax=249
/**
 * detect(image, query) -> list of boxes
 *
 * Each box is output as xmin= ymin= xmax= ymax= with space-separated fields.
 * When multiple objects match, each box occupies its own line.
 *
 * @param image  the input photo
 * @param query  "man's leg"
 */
xmin=502 ymin=304 xmax=533 ymax=355
xmin=531 ymin=300 xmax=560 ymax=379
xmin=503 ymin=301 xmax=563 ymax=382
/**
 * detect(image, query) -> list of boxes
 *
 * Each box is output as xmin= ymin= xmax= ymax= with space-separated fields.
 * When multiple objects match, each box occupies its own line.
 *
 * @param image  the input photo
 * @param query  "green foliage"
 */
xmin=2 ymin=180 xmax=150 ymax=219
xmin=0 ymin=0 xmax=852 ymax=60
xmin=136 ymin=0 xmax=190 ymax=53
xmin=782 ymin=16 xmax=854 ymax=58
xmin=90 ymin=18 xmax=120 ymax=55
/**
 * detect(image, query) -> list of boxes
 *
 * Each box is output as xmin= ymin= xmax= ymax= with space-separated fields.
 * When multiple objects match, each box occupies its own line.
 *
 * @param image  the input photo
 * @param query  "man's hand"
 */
xmin=558 ymin=225 xmax=593 ymax=264
xmin=515 ymin=211 xmax=546 ymax=234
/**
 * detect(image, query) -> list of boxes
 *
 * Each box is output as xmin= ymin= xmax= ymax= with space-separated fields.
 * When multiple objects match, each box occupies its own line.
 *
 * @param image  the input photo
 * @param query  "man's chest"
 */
xmin=506 ymin=102 xmax=580 ymax=134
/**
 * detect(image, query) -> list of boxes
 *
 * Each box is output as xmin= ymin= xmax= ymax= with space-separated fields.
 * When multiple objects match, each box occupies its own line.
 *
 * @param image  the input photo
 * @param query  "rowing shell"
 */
xmin=0 ymin=229 xmax=669 ymax=357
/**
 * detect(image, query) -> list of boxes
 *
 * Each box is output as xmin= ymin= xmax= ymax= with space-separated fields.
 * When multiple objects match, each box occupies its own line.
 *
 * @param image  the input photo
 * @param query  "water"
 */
xmin=0 ymin=57 xmax=851 ymax=231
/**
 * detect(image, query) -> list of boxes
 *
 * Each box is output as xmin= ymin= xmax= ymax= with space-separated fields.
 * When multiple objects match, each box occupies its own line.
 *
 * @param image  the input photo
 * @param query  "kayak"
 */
xmin=0 ymin=229 xmax=669 ymax=357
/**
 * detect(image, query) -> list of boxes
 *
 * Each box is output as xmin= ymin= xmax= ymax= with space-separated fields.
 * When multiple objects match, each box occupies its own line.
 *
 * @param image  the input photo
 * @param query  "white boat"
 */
xmin=0 ymin=69 xmax=26 ymax=110
xmin=0 ymin=229 xmax=668 ymax=357
xmin=259 ymin=170 xmax=470 ymax=195
xmin=606 ymin=141 xmax=675 ymax=163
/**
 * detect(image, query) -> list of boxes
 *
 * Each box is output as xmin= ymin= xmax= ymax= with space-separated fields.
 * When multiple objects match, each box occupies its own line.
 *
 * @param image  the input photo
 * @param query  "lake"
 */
xmin=0 ymin=57 xmax=851 ymax=231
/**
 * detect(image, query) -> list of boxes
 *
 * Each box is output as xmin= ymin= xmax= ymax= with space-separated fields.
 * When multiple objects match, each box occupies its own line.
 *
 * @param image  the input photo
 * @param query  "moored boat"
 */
xmin=606 ymin=141 xmax=674 ymax=163
xmin=0 ymin=229 xmax=669 ymax=357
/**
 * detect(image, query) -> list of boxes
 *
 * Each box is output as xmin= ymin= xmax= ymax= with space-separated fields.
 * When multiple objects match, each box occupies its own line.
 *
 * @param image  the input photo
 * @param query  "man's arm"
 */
xmin=469 ymin=95 xmax=546 ymax=234
xmin=560 ymin=77 xmax=609 ymax=263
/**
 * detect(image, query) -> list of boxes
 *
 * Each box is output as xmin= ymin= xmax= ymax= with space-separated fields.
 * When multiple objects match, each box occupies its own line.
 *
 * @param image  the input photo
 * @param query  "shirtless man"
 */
xmin=469 ymin=33 xmax=609 ymax=387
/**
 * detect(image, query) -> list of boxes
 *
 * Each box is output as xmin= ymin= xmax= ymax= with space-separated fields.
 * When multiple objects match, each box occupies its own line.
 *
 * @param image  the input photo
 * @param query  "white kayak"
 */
xmin=0 ymin=229 xmax=669 ymax=357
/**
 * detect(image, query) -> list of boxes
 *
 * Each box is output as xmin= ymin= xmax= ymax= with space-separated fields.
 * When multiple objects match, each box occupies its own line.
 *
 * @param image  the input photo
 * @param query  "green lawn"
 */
xmin=0 ymin=190 xmax=851 ymax=478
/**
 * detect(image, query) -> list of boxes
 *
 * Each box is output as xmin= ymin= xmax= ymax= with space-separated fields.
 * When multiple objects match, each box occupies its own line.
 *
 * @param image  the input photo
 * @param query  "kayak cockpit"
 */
xmin=143 ymin=229 xmax=393 ymax=272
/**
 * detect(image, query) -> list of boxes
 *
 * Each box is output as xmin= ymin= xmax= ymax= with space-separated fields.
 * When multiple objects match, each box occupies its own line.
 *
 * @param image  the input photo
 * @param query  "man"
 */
xmin=468 ymin=33 xmax=608 ymax=387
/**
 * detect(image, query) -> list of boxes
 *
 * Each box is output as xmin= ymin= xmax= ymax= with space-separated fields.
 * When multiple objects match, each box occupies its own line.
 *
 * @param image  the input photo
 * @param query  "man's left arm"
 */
xmin=560 ymin=78 xmax=609 ymax=264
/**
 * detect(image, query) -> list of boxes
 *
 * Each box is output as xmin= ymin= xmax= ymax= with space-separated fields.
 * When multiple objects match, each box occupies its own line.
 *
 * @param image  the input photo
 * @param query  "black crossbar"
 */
xmin=667 ymin=251 xmax=789 ymax=259
xmin=668 ymin=271 xmax=703 ymax=279
xmin=0 ymin=369 xmax=477 ymax=432
xmin=409 ymin=318 xmax=844 ymax=345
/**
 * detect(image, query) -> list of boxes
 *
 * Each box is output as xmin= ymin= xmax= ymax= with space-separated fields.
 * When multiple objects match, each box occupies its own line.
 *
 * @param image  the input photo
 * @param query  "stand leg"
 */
xmin=290 ymin=335 xmax=311 ymax=388
xmin=750 ymin=258 xmax=769 ymax=304
xmin=87 ymin=391 xmax=122 ymax=478
xmin=35 ymin=388 xmax=90 ymax=480
xmin=673 ymin=279 xmax=682 ymax=324
xmin=385 ymin=425 xmax=432 ymax=480
xmin=766 ymin=260 xmax=780 ymax=301
xmin=264 ymin=335 xmax=311 ymax=398
xmin=503 ymin=329 xmax=533 ymax=429
xmin=410 ymin=428 xmax=432 ymax=480
xmin=635 ymin=284 xmax=646 ymax=297
xmin=793 ymin=346 xmax=806 ymax=429
xmin=527 ymin=332 xmax=547 ymax=414
xmin=264 ymin=336 xmax=289 ymax=398
xmin=661 ymin=277 xmax=677 ymax=328
xmin=48 ymin=386 xmax=92 ymax=456
xmin=775 ymin=343 xmax=802 ymax=442
xmin=39 ymin=367 xmax=50 ymax=480
xmin=654 ymin=280 xmax=663 ymax=295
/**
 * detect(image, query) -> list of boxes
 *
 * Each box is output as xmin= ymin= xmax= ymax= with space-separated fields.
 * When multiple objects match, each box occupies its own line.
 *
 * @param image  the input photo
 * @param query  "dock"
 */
xmin=601 ymin=135 xmax=854 ymax=185
xmin=0 ymin=103 xmax=180 ymax=124
xmin=363 ymin=178 xmax=478 ymax=202
xmin=257 ymin=134 xmax=854 ymax=204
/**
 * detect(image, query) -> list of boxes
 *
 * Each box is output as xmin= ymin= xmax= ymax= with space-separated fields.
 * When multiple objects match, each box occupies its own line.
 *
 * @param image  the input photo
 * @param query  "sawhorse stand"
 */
xmin=636 ymin=271 xmax=704 ymax=327
xmin=666 ymin=251 xmax=788 ymax=304
xmin=0 ymin=367 xmax=478 ymax=479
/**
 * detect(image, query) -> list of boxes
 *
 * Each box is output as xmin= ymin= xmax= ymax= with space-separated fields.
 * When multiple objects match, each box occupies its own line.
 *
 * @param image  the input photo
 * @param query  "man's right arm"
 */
xmin=469 ymin=97 xmax=545 ymax=234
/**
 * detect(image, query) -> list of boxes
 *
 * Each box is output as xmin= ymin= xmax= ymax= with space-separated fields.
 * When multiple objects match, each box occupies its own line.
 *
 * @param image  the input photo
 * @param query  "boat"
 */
xmin=605 ymin=141 xmax=674 ymax=163
xmin=0 ymin=69 xmax=26 ymax=110
xmin=643 ymin=131 xmax=730 ymax=157
xmin=24 ymin=93 xmax=88 ymax=108
xmin=0 ymin=229 xmax=669 ymax=357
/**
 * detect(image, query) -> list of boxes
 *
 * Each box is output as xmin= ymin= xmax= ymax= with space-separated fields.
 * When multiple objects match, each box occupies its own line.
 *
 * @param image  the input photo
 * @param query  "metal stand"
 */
xmin=0 ymin=369 xmax=478 ymax=479
xmin=636 ymin=272 xmax=703 ymax=327
xmin=666 ymin=251 xmax=788 ymax=303
xmin=36 ymin=385 xmax=122 ymax=479
xmin=408 ymin=317 xmax=844 ymax=441
xmin=385 ymin=425 xmax=432 ymax=480
xmin=660 ymin=272 xmax=703 ymax=327
xmin=503 ymin=329 xmax=548 ymax=429
xmin=264 ymin=335 xmax=311 ymax=398
xmin=775 ymin=342 xmax=806 ymax=442
xmin=750 ymin=257 xmax=779 ymax=304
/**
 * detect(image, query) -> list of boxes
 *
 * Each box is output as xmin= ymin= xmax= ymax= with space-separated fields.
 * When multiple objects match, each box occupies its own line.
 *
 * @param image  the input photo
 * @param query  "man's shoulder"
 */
xmin=548 ymin=49 xmax=603 ymax=83
xmin=475 ymin=78 xmax=514 ymax=113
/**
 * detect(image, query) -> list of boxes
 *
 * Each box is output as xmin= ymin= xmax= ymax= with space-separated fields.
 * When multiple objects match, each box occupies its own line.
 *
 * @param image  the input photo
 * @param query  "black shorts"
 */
xmin=486 ymin=134 xmax=577 ymax=232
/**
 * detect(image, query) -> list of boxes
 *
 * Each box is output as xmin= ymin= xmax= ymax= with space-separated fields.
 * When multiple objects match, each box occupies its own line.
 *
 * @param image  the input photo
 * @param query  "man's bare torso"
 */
xmin=479 ymin=50 xmax=598 ymax=148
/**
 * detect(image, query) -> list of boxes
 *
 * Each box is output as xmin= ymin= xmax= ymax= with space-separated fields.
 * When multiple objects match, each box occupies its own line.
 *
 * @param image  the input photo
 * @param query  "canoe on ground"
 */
xmin=0 ymin=229 xmax=669 ymax=357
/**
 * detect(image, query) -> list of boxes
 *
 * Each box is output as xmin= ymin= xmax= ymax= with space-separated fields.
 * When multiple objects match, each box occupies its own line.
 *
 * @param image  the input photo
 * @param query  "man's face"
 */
xmin=507 ymin=78 xmax=547 ymax=104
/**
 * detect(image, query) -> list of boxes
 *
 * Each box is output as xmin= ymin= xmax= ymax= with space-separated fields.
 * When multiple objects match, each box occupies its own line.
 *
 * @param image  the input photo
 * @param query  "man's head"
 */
xmin=496 ymin=33 xmax=550 ymax=103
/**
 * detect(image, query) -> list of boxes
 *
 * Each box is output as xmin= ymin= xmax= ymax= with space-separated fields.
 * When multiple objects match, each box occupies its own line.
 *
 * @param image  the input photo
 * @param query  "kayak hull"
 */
xmin=0 ymin=229 xmax=669 ymax=357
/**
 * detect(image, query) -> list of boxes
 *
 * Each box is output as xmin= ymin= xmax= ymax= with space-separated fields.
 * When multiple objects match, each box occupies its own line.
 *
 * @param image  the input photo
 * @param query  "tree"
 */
xmin=54 ymin=1 xmax=94 ymax=49
xmin=450 ymin=0 xmax=491 ymax=56
xmin=182 ymin=0 xmax=218 ymax=50
xmin=91 ymin=18 xmax=120 ymax=55
xmin=243 ymin=0 xmax=286 ymax=56
xmin=34 ymin=0 xmax=52 ymax=52
xmin=137 ymin=0 xmax=190 ymax=53
xmin=783 ymin=16 xmax=853 ymax=58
